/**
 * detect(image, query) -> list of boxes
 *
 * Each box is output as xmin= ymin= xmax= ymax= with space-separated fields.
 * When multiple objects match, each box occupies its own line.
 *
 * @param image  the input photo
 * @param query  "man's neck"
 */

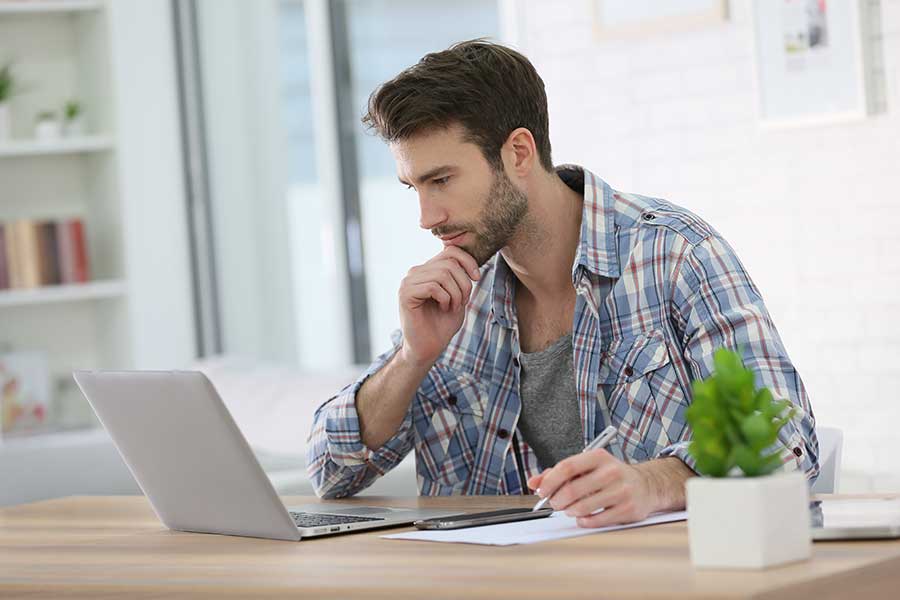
xmin=501 ymin=171 xmax=583 ymax=304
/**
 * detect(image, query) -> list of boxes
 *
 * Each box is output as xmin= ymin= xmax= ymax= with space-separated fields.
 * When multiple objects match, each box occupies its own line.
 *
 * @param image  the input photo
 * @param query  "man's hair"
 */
xmin=362 ymin=39 xmax=553 ymax=172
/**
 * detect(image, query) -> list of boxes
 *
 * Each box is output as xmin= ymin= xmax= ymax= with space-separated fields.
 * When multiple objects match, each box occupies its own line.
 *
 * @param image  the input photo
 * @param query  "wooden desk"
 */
xmin=1 ymin=494 xmax=899 ymax=599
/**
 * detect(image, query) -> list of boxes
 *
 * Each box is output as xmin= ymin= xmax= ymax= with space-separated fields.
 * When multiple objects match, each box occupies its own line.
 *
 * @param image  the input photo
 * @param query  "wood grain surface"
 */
xmin=1 ymin=494 xmax=899 ymax=599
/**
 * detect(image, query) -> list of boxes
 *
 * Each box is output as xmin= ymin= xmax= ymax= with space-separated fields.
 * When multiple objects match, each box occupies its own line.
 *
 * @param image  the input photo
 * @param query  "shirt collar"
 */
xmin=559 ymin=164 xmax=621 ymax=280
xmin=489 ymin=165 xmax=620 ymax=327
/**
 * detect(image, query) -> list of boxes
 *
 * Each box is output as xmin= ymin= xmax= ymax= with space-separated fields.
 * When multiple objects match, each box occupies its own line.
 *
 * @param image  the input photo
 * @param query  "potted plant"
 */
xmin=0 ymin=63 xmax=15 ymax=140
xmin=62 ymin=100 xmax=85 ymax=137
xmin=685 ymin=348 xmax=811 ymax=569
xmin=34 ymin=110 xmax=61 ymax=141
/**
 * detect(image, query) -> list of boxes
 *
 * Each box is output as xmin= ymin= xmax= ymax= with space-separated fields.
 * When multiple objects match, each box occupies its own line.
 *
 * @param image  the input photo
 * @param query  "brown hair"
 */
xmin=362 ymin=39 xmax=553 ymax=172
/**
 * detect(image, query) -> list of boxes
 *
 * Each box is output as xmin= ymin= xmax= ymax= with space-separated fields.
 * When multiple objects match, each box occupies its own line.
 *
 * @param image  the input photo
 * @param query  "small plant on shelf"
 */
xmin=62 ymin=99 xmax=85 ymax=136
xmin=0 ymin=62 xmax=16 ymax=140
xmin=0 ymin=63 xmax=15 ymax=104
xmin=63 ymin=100 xmax=82 ymax=122
xmin=34 ymin=110 xmax=61 ymax=141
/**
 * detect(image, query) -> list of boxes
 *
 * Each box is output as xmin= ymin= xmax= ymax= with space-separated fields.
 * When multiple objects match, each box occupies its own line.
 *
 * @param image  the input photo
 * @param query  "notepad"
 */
xmin=381 ymin=510 xmax=687 ymax=546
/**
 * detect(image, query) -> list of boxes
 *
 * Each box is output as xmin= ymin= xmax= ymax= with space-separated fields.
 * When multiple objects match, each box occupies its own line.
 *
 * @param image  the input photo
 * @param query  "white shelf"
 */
xmin=0 ymin=279 xmax=126 ymax=308
xmin=0 ymin=426 xmax=107 ymax=452
xmin=0 ymin=135 xmax=114 ymax=157
xmin=0 ymin=1 xmax=102 ymax=15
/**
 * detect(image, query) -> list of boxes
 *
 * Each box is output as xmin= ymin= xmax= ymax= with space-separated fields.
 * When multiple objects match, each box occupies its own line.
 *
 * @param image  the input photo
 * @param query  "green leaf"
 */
xmin=734 ymin=444 xmax=764 ymax=476
xmin=686 ymin=347 xmax=799 ymax=478
xmin=740 ymin=413 xmax=772 ymax=451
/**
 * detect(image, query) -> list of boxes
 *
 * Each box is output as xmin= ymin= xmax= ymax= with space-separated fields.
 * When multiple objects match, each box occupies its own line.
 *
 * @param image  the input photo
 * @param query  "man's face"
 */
xmin=391 ymin=125 xmax=528 ymax=266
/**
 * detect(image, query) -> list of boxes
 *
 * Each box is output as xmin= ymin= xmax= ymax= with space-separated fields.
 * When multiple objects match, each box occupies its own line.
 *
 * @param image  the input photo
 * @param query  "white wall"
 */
xmin=514 ymin=0 xmax=900 ymax=491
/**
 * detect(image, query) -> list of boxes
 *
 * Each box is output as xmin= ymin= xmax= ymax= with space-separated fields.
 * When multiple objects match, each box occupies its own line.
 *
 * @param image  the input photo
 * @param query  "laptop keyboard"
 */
xmin=289 ymin=511 xmax=385 ymax=528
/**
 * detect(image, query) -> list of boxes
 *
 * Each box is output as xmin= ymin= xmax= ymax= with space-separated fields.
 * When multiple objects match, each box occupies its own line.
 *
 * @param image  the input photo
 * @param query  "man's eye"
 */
xmin=433 ymin=176 xmax=450 ymax=186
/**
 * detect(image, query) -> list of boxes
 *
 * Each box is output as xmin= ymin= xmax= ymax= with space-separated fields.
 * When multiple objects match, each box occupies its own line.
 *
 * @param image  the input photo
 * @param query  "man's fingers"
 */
xmin=439 ymin=246 xmax=481 ymax=280
xmin=562 ymin=479 xmax=629 ymax=518
xmin=547 ymin=463 xmax=622 ymax=512
xmin=527 ymin=470 xmax=548 ymax=491
xmin=407 ymin=261 xmax=473 ymax=310
xmin=404 ymin=282 xmax=452 ymax=311
xmin=547 ymin=465 xmax=620 ymax=512
xmin=536 ymin=449 xmax=616 ymax=501
xmin=406 ymin=266 xmax=464 ymax=310
xmin=575 ymin=500 xmax=637 ymax=529
xmin=439 ymin=261 xmax=474 ymax=307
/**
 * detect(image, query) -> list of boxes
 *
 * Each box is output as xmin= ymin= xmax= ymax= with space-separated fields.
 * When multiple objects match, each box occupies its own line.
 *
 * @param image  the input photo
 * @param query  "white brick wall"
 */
xmin=516 ymin=0 xmax=900 ymax=491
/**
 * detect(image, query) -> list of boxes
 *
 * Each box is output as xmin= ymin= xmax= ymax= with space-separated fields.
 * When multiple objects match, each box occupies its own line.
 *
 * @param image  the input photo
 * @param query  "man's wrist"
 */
xmin=634 ymin=457 xmax=694 ymax=513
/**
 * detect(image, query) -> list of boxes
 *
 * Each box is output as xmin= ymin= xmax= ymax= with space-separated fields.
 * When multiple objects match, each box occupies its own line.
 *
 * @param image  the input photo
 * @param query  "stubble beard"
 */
xmin=462 ymin=168 xmax=529 ymax=267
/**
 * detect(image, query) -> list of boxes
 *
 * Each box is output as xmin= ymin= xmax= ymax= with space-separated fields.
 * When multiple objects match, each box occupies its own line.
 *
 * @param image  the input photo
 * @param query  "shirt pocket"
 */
xmin=598 ymin=330 xmax=688 ymax=462
xmin=413 ymin=368 xmax=487 ymax=492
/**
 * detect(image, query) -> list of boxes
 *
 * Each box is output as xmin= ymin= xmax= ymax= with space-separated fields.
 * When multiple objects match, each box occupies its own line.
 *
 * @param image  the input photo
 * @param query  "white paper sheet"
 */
xmin=381 ymin=510 xmax=688 ymax=546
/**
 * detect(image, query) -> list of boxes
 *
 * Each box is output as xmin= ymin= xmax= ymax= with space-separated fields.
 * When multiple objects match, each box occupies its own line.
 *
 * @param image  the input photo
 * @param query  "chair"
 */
xmin=810 ymin=426 xmax=843 ymax=494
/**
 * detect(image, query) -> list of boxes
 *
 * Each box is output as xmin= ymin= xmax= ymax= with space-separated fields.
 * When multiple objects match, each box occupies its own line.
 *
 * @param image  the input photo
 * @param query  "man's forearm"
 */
xmin=355 ymin=347 xmax=431 ymax=451
xmin=635 ymin=457 xmax=695 ymax=512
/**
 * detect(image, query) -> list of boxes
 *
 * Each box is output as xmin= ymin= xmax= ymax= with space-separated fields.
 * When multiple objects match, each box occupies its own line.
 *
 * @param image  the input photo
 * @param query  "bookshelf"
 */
xmin=0 ymin=279 xmax=125 ymax=308
xmin=0 ymin=1 xmax=131 ymax=441
xmin=0 ymin=1 xmax=102 ymax=15
xmin=0 ymin=135 xmax=113 ymax=157
xmin=0 ymin=1 xmax=196 ymax=508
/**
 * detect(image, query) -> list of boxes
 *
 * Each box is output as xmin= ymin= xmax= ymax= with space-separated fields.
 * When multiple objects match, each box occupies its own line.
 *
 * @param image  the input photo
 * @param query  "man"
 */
xmin=307 ymin=40 xmax=818 ymax=528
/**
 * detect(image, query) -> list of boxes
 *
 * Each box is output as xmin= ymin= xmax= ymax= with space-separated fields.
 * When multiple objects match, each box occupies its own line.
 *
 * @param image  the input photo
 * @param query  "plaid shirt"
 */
xmin=307 ymin=165 xmax=819 ymax=498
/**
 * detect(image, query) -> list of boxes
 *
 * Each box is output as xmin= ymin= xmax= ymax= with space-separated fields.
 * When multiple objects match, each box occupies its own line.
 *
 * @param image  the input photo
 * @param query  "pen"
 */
xmin=531 ymin=425 xmax=618 ymax=512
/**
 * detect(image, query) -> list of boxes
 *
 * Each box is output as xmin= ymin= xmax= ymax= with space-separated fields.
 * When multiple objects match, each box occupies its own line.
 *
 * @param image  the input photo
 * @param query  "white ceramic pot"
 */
xmin=687 ymin=471 xmax=811 ymax=569
xmin=35 ymin=118 xmax=62 ymax=141
xmin=0 ymin=103 xmax=11 ymax=140
xmin=63 ymin=116 xmax=86 ymax=137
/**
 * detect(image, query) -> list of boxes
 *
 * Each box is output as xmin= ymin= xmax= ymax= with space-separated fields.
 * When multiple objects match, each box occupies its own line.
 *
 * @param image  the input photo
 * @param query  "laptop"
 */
xmin=72 ymin=370 xmax=459 ymax=541
xmin=811 ymin=497 xmax=900 ymax=541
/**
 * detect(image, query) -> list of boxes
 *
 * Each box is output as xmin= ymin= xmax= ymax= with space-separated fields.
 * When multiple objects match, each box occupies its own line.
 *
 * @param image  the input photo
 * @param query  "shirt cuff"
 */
xmin=319 ymin=338 xmax=413 ymax=476
xmin=321 ymin=385 xmax=413 ymax=476
xmin=656 ymin=441 xmax=699 ymax=474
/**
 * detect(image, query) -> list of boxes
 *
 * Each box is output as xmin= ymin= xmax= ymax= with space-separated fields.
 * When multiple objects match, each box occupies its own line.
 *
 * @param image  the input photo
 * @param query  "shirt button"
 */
xmin=624 ymin=366 xmax=634 ymax=377
xmin=447 ymin=395 xmax=457 ymax=406
xmin=498 ymin=429 xmax=509 ymax=439
xmin=643 ymin=213 xmax=655 ymax=221
xmin=793 ymin=447 xmax=803 ymax=457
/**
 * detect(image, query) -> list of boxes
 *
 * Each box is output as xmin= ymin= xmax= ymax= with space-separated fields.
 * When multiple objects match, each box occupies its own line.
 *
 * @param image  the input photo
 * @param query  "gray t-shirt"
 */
xmin=517 ymin=332 xmax=583 ymax=469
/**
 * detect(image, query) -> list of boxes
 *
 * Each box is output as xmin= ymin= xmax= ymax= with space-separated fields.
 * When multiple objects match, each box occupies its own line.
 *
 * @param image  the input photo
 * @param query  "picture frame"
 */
xmin=0 ymin=351 xmax=51 ymax=437
xmin=752 ymin=0 xmax=878 ymax=127
xmin=592 ymin=0 xmax=729 ymax=42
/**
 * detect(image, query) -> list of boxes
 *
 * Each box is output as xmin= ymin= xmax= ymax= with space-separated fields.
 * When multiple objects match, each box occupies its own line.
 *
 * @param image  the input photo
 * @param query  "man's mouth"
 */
xmin=439 ymin=231 xmax=466 ymax=245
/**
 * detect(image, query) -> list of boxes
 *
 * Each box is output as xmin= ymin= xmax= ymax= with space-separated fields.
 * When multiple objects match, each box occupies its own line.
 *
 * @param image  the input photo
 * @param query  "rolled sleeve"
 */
xmin=657 ymin=441 xmax=697 ymax=473
xmin=306 ymin=333 xmax=416 ymax=498
xmin=669 ymin=234 xmax=820 ymax=482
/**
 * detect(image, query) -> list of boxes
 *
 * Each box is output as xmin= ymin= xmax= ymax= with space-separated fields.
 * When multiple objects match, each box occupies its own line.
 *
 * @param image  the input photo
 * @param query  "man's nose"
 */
xmin=418 ymin=193 xmax=447 ymax=231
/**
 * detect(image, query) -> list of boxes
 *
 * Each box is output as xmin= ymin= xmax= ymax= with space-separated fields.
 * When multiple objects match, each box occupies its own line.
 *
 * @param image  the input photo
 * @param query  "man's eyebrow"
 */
xmin=398 ymin=165 xmax=455 ymax=187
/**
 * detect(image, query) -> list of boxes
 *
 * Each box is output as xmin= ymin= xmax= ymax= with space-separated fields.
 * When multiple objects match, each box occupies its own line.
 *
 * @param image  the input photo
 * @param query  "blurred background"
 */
xmin=0 ymin=0 xmax=897 ymax=506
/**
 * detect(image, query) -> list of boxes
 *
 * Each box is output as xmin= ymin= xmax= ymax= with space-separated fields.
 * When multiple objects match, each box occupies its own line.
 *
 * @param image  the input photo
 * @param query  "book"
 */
xmin=37 ymin=221 xmax=61 ymax=286
xmin=5 ymin=221 xmax=22 ymax=289
xmin=0 ymin=224 xmax=8 ymax=290
xmin=56 ymin=220 xmax=74 ymax=284
xmin=69 ymin=218 xmax=90 ymax=283
xmin=1 ymin=218 xmax=91 ymax=289
xmin=15 ymin=220 xmax=42 ymax=289
xmin=58 ymin=218 xmax=90 ymax=284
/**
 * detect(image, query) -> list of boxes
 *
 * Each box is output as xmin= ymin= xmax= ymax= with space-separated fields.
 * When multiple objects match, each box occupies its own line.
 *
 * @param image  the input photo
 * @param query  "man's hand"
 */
xmin=398 ymin=246 xmax=481 ymax=367
xmin=526 ymin=451 xmax=693 ymax=528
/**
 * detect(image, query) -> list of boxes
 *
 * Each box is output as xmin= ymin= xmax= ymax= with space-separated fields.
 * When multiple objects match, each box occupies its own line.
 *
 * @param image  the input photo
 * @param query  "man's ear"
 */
xmin=502 ymin=127 xmax=538 ymax=178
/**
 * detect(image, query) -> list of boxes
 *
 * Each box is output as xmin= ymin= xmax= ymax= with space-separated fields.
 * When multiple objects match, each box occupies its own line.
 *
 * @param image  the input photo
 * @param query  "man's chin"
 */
xmin=469 ymin=245 xmax=503 ymax=268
